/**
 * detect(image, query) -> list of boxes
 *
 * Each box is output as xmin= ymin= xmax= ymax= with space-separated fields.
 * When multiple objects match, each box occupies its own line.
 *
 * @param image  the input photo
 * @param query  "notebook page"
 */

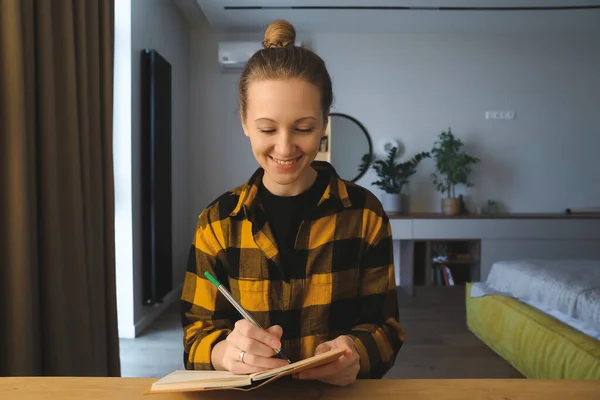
xmin=153 ymin=370 xmax=240 ymax=385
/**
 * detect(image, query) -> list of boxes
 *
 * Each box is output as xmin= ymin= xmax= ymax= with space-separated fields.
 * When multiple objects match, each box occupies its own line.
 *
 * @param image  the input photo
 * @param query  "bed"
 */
xmin=466 ymin=259 xmax=600 ymax=380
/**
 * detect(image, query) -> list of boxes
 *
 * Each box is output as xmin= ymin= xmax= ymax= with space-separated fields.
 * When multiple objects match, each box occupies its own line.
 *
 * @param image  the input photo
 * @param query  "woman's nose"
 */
xmin=274 ymin=131 xmax=296 ymax=156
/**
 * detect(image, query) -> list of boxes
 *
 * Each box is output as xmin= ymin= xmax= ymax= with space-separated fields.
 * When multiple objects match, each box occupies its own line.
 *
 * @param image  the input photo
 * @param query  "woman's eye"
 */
xmin=296 ymin=128 xmax=314 ymax=133
xmin=259 ymin=129 xmax=276 ymax=134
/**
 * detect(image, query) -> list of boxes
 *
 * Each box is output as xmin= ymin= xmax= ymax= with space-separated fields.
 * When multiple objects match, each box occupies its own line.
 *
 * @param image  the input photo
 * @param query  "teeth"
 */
xmin=272 ymin=157 xmax=298 ymax=166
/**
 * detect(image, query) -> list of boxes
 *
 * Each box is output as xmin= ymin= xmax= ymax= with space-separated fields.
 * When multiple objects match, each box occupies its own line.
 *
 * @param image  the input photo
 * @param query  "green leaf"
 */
xmin=429 ymin=128 xmax=479 ymax=198
xmin=358 ymin=147 xmax=430 ymax=194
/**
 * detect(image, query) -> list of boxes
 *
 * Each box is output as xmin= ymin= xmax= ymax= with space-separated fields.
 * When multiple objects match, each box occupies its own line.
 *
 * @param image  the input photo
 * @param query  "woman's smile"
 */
xmin=270 ymin=155 xmax=303 ymax=169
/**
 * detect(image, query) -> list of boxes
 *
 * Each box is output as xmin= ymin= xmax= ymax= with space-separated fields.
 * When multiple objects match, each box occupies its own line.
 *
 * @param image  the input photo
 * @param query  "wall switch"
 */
xmin=486 ymin=111 xmax=515 ymax=120
xmin=486 ymin=111 xmax=501 ymax=119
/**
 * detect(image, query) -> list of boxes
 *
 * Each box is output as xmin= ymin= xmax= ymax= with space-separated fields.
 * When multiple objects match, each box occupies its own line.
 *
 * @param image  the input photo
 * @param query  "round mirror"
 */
xmin=329 ymin=113 xmax=372 ymax=182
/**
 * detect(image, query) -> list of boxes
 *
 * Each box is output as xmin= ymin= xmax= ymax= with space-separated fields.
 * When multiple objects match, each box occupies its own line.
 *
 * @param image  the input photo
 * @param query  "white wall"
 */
xmin=114 ymin=0 xmax=134 ymax=339
xmin=115 ymin=0 xmax=191 ymax=338
xmin=189 ymin=32 xmax=600 ymax=215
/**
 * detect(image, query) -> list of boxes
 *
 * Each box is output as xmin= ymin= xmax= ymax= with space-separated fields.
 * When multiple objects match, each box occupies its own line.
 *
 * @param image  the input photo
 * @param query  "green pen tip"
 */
xmin=204 ymin=271 xmax=221 ymax=287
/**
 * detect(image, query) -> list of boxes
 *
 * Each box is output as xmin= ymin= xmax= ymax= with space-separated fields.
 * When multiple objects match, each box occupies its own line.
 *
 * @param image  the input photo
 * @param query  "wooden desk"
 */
xmin=1 ymin=377 xmax=599 ymax=399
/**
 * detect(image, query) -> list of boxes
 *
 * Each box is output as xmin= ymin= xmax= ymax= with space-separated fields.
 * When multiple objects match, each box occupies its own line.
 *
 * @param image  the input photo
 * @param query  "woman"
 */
xmin=181 ymin=20 xmax=405 ymax=386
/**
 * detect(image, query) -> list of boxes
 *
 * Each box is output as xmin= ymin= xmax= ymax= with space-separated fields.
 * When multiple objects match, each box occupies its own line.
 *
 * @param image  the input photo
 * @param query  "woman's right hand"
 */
xmin=211 ymin=320 xmax=289 ymax=374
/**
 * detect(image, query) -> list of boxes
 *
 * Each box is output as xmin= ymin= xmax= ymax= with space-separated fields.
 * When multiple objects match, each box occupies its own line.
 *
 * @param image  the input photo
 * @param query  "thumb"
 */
xmin=335 ymin=336 xmax=355 ymax=355
xmin=266 ymin=325 xmax=283 ymax=340
xmin=314 ymin=341 xmax=333 ymax=355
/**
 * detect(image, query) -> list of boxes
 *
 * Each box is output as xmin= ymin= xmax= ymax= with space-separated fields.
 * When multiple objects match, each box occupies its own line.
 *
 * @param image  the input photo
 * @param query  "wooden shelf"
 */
xmin=433 ymin=260 xmax=479 ymax=265
xmin=387 ymin=212 xmax=600 ymax=220
xmin=413 ymin=239 xmax=481 ymax=288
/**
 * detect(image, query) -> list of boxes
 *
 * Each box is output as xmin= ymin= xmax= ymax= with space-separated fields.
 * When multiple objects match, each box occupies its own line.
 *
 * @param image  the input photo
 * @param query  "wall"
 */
xmin=115 ymin=0 xmax=191 ymax=338
xmin=114 ymin=0 xmax=134 ymax=339
xmin=189 ymin=28 xmax=266 ymax=217
xmin=314 ymin=33 xmax=600 ymax=213
xmin=189 ymin=32 xmax=600 ymax=216
xmin=131 ymin=0 xmax=191 ymax=332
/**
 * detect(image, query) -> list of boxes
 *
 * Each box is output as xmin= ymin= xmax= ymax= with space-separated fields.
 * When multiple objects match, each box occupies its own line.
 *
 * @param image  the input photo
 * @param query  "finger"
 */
xmin=266 ymin=325 xmax=283 ymax=340
xmin=237 ymin=335 xmax=281 ymax=357
xmin=331 ymin=340 xmax=355 ymax=357
xmin=297 ymin=358 xmax=348 ymax=380
xmin=227 ymin=327 xmax=281 ymax=358
xmin=239 ymin=351 xmax=289 ymax=370
xmin=235 ymin=320 xmax=281 ymax=349
xmin=228 ymin=360 xmax=264 ymax=375
xmin=224 ymin=345 xmax=288 ymax=374
xmin=223 ymin=346 xmax=265 ymax=375
xmin=333 ymin=335 xmax=355 ymax=350
xmin=314 ymin=341 xmax=332 ymax=355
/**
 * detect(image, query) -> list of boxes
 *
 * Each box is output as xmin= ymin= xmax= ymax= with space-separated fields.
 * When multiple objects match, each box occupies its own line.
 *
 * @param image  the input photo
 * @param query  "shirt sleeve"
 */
xmin=347 ymin=214 xmax=405 ymax=379
xmin=181 ymin=211 xmax=234 ymax=370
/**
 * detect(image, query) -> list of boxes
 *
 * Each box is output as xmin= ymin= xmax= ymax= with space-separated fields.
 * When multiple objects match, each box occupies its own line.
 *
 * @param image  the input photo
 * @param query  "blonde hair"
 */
xmin=239 ymin=20 xmax=333 ymax=121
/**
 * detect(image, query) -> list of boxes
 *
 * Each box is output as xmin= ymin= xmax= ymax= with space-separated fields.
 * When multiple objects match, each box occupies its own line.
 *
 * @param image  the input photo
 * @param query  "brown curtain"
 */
xmin=0 ymin=0 xmax=120 ymax=376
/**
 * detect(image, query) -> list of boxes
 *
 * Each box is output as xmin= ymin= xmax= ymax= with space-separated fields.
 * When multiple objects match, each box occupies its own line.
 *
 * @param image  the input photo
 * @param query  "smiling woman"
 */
xmin=181 ymin=19 xmax=405 ymax=387
xmin=243 ymin=78 xmax=324 ymax=196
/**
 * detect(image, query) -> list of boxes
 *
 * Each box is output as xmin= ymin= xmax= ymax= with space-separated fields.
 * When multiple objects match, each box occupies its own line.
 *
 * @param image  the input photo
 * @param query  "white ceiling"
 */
xmin=194 ymin=0 xmax=600 ymax=34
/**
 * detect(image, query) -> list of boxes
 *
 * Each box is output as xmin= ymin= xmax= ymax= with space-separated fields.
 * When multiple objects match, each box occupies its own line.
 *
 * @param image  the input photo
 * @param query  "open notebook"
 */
xmin=147 ymin=348 xmax=345 ymax=393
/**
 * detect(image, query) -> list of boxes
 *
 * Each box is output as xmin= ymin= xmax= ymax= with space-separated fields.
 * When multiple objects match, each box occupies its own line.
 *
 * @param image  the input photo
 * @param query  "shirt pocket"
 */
xmin=235 ymin=279 xmax=270 ymax=313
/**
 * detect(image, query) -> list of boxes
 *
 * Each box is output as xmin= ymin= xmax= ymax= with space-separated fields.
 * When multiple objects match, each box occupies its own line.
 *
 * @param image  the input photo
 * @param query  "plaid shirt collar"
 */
xmin=229 ymin=161 xmax=352 ymax=218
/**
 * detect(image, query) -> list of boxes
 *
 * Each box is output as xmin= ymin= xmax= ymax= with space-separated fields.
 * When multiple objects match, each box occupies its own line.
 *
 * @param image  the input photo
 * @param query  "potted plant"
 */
xmin=430 ymin=128 xmax=480 ymax=215
xmin=359 ymin=147 xmax=429 ymax=213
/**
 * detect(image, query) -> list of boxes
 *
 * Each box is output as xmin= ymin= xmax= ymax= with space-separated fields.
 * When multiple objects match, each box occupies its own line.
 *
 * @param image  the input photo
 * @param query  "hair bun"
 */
xmin=262 ymin=19 xmax=296 ymax=49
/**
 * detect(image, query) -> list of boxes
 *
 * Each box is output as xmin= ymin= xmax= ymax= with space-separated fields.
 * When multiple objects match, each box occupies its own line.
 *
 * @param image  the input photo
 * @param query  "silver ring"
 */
xmin=239 ymin=350 xmax=246 ymax=364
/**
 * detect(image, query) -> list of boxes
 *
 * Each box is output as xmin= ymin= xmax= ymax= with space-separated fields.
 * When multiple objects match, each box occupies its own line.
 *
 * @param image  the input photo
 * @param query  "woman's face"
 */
xmin=242 ymin=78 xmax=327 ymax=196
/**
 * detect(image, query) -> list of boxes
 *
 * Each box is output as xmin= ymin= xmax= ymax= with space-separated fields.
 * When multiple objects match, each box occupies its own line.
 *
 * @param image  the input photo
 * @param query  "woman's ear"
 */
xmin=241 ymin=115 xmax=250 ymax=137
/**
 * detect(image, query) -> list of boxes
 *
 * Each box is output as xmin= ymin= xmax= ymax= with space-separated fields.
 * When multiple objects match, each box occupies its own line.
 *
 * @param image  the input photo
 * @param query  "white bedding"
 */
xmin=471 ymin=259 xmax=600 ymax=340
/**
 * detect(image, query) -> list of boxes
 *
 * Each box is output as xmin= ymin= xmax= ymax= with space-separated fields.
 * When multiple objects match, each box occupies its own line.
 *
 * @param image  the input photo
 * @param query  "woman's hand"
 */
xmin=211 ymin=320 xmax=289 ymax=374
xmin=295 ymin=335 xmax=360 ymax=386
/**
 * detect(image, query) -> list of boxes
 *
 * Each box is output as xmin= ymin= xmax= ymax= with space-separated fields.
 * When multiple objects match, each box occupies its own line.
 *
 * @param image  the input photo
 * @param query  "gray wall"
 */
xmin=314 ymin=33 xmax=600 ymax=213
xmin=189 ymin=32 xmax=600 ymax=216
xmin=130 ymin=0 xmax=190 ymax=328
xmin=189 ymin=29 xmax=263 ymax=218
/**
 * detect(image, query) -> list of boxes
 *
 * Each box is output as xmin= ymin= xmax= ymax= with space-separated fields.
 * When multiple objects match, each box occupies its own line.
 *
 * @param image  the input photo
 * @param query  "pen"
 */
xmin=204 ymin=271 xmax=292 ymax=364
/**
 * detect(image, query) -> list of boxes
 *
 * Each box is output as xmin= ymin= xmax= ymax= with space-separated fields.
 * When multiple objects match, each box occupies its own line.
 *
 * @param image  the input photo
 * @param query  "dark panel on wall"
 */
xmin=141 ymin=49 xmax=173 ymax=305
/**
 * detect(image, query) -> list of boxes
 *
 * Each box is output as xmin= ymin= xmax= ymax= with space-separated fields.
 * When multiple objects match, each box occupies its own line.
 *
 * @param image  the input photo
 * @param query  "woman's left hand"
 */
xmin=295 ymin=335 xmax=360 ymax=386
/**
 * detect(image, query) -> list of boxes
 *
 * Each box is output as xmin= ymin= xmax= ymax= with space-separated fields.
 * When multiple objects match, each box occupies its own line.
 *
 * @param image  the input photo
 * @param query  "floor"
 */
xmin=119 ymin=286 xmax=522 ymax=379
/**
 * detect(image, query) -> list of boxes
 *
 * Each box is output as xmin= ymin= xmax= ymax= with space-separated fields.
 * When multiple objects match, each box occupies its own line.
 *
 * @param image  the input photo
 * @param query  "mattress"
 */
xmin=466 ymin=283 xmax=600 ymax=380
xmin=471 ymin=259 xmax=600 ymax=339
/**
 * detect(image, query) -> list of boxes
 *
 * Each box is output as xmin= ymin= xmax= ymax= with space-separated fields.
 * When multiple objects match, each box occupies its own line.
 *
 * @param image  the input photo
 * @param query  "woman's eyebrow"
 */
xmin=254 ymin=117 xmax=317 ymax=123
xmin=295 ymin=117 xmax=317 ymax=122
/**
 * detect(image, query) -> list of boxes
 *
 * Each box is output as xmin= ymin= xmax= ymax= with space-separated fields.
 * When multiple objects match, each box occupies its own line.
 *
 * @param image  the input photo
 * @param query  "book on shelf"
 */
xmin=442 ymin=265 xmax=455 ymax=286
xmin=433 ymin=264 xmax=455 ymax=286
xmin=146 ymin=347 xmax=345 ymax=393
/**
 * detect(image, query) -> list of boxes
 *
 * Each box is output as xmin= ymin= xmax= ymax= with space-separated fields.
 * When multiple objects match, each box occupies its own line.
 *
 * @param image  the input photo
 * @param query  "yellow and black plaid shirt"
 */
xmin=181 ymin=162 xmax=405 ymax=378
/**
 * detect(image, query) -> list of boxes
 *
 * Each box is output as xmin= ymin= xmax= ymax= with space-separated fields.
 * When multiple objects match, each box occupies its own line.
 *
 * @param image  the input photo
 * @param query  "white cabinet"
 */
xmin=389 ymin=215 xmax=600 ymax=295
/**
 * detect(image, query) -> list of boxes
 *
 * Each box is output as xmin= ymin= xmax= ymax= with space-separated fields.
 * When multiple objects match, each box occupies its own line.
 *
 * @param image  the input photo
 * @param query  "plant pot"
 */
xmin=441 ymin=198 xmax=460 ymax=216
xmin=382 ymin=192 xmax=402 ymax=213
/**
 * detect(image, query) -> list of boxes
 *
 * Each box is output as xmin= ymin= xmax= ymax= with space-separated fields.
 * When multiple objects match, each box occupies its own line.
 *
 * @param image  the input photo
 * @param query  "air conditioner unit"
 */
xmin=217 ymin=41 xmax=302 ymax=71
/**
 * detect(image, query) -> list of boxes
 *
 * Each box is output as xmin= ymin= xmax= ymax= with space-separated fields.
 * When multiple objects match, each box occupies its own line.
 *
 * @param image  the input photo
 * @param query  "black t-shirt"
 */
xmin=258 ymin=170 xmax=329 ymax=272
